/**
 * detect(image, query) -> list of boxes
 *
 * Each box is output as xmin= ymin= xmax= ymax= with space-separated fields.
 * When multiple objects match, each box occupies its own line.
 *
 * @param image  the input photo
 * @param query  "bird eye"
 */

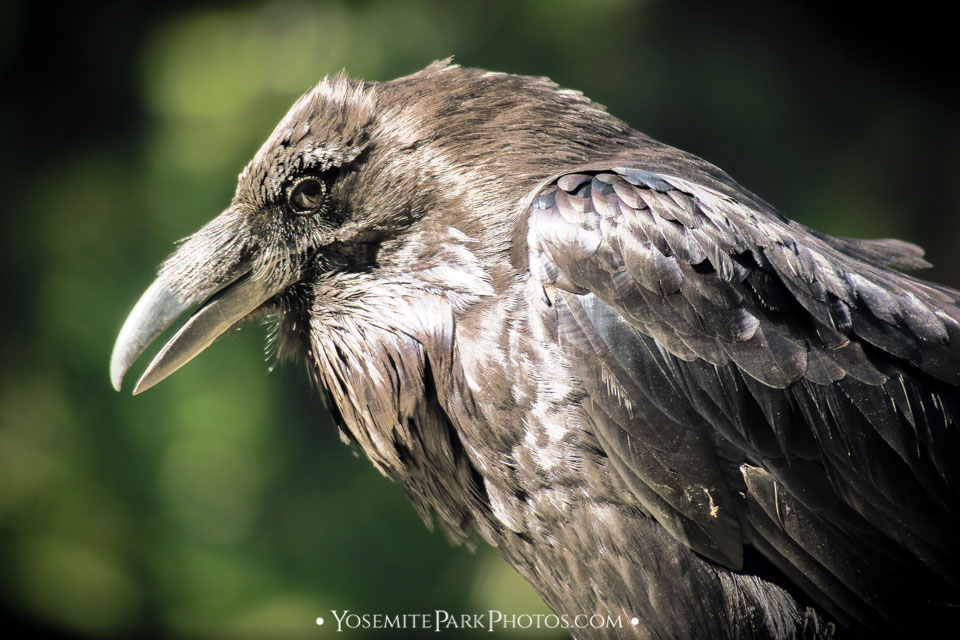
xmin=288 ymin=177 xmax=327 ymax=214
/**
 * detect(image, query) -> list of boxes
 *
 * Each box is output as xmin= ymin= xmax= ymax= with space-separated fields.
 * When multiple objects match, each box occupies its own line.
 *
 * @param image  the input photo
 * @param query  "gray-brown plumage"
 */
xmin=110 ymin=61 xmax=960 ymax=639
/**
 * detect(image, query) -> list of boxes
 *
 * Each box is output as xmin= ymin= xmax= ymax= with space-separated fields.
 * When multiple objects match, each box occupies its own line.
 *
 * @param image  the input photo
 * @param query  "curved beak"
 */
xmin=110 ymin=214 xmax=294 ymax=394
xmin=111 ymin=267 xmax=285 ymax=394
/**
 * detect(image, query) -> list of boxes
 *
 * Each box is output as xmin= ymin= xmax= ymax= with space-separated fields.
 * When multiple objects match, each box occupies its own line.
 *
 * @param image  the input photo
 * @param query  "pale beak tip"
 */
xmin=131 ymin=371 xmax=155 ymax=396
xmin=109 ymin=354 xmax=127 ymax=392
xmin=109 ymin=276 xmax=191 ymax=396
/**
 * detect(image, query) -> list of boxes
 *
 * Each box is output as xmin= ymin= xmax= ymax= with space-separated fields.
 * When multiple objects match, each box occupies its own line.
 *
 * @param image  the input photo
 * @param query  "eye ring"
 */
xmin=287 ymin=176 xmax=327 ymax=215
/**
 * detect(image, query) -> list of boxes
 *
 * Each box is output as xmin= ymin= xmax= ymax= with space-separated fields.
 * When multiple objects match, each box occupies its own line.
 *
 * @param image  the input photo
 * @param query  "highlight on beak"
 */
xmin=110 ymin=267 xmax=288 ymax=394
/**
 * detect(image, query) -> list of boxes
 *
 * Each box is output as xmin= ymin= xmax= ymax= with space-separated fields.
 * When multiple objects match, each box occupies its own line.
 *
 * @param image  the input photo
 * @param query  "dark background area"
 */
xmin=1 ymin=1 xmax=958 ymax=638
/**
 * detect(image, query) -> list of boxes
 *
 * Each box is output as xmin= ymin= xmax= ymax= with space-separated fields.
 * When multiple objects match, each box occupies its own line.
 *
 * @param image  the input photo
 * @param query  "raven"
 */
xmin=111 ymin=62 xmax=960 ymax=638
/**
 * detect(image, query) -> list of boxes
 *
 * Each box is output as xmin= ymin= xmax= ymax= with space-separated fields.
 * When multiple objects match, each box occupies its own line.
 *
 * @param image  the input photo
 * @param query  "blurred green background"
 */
xmin=1 ymin=1 xmax=958 ymax=638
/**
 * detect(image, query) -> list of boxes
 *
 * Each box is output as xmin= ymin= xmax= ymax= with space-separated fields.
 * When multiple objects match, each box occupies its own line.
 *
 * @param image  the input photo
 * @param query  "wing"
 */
xmin=526 ymin=165 xmax=960 ymax=634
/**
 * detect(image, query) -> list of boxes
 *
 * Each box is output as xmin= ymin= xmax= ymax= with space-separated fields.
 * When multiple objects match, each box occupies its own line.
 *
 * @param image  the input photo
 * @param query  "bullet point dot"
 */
xmin=316 ymin=617 xmax=324 ymax=626
xmin=631 ymin=617 xmax=639 ymax=626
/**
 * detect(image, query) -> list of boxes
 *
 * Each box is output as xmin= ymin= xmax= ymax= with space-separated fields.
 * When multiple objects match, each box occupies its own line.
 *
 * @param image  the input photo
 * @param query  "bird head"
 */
xmin=111 ymin=69 xmax=385 ymax=393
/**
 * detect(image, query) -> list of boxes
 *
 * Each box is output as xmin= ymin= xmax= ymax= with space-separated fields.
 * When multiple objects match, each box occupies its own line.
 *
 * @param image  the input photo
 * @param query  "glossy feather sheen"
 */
xmin=528 ymin=166 xmax=960 ymax=635
xmin=116 ymin=63 xmax=960 ymax=639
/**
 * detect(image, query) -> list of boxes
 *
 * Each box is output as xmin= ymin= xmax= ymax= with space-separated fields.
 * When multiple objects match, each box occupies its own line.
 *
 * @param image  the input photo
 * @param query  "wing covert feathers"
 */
xmin=528 ymin=166 xmax=960 ymax=634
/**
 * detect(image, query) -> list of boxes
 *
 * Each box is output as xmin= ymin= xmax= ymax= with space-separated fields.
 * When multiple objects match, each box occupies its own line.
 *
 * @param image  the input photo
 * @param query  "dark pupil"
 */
xmin=291 ymin=179 xmax=324 ymax=212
